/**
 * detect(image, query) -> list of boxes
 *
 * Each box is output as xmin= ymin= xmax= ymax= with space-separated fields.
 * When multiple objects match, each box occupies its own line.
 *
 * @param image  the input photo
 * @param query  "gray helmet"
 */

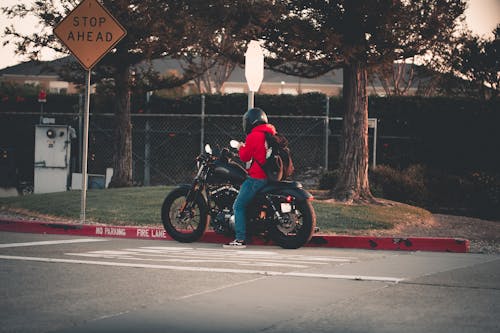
xmin=243 ymin=107 xmax=268 ymax=134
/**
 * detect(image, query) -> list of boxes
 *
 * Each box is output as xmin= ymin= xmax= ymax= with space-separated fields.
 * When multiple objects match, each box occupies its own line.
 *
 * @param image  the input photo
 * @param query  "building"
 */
xmin=0 ymin=57 xmax=80 ymax=94
xmin=1 ymin=56 xmax=397 ymax=96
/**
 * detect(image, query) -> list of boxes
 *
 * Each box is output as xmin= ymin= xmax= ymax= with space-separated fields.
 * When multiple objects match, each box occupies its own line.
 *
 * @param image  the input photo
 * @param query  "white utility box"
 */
xmin=34 ymin=125 xmax=74 ymax=194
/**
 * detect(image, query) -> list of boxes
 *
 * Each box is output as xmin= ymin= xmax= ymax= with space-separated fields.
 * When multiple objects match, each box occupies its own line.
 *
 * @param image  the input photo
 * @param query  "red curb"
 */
xmin=0 ymin=218 xmax=470 ymax=253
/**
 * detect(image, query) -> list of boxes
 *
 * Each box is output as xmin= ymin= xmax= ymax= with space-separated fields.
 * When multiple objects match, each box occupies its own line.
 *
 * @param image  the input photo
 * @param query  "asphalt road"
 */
xmin=0 ymin=232 xmax=499 ymax=333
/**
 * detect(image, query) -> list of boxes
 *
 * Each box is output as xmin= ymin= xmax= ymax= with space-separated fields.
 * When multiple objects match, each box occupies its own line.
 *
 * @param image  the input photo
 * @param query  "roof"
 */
xmin=149 ymin=57 xmax=343 ymax=85
xmin=1 ymin=56 xmax=343 ymax=85
xmin=0 ymin=57 xmax=76 ymax=77
xmin=227 ymin=65 xmax=343 ymax=85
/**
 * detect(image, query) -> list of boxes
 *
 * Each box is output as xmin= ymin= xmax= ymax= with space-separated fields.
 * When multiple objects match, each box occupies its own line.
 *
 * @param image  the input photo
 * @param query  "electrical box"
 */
xmin=34 ymin=125 xmax=74 ymax=194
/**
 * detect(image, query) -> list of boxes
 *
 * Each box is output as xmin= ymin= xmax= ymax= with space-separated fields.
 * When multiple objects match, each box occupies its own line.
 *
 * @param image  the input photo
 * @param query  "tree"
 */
xmin=182 ymin=55 xmax=231 ymax=94
xmin=450 ymin=26 xmax=500 ymax=100
xmin=181 ymin=33 xmax=238 ymax=94
xmin=2 ymin=0 xmax=204 ymax=187
xmin=259 ymin=0 xmax=466 ymax=203
xmin=182 ymin=0 xmax=277 ymax=95
xmin=368 ymin=60 xmax=418 ymax=96
xmin=417 ymin=25 xmax=500 ymax=99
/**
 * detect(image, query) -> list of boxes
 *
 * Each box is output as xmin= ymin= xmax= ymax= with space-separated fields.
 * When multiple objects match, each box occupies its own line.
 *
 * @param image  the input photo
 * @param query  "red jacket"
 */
xmin=239 ymin=123 xmax=277 ymax=179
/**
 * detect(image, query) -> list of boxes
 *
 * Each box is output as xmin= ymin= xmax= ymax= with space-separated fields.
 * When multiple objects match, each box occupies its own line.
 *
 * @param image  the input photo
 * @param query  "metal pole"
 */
xmin=324 ymin=95 xmax=330 ymax=170
xmin=373 ymin=120 xmax=378 ymax=168
xmin=39 ymin=103 xmax=43 ymax=124
xmin=248 ymin=91 xmax=254 ymax=110
xmin=78 ymin=93 xmax=83 ymax=172
xmin=200 ymin=95 xmax=205 ymax=154
xmin=144 ymin=91 xmax=152 ymax=186
xmin=80 ymin=70 xmax=91 ymax=223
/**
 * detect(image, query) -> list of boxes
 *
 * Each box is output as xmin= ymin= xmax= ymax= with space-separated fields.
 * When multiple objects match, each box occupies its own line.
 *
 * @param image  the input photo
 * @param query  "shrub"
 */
xmin=468 ymin=172 xmax=500 ymax=219
xmin=369 ymin=164 xmax=429 ymax=207
xmin=318 ymin=169 xmax=340 ymax=190
xmin=319 ymin=165 xmax=429 ymax=207
xmin=320 ymin=165 xmax=500 ymax=220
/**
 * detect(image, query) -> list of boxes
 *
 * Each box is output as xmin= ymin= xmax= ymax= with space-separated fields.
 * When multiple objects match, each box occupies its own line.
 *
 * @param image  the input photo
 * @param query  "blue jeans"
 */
xmin=233 ymin=177 xmax=267 ymax=241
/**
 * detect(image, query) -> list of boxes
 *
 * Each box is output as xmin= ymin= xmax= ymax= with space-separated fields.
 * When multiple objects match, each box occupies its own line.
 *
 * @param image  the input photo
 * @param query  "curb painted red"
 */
xmin=0 ymin=218 xmax=470 ymax=253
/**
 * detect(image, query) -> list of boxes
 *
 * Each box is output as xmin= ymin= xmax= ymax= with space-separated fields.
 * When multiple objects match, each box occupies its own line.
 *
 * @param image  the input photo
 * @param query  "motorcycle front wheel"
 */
xmin=161 ymin=187 xmax=209 ymax=243
xmin=270 ymin=200 xmax=316 ymax=249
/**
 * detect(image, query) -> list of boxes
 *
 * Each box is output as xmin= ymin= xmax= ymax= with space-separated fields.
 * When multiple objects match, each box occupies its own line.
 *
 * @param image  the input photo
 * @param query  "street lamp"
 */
xmin=245 ymin=40 xmax=264 ymax=110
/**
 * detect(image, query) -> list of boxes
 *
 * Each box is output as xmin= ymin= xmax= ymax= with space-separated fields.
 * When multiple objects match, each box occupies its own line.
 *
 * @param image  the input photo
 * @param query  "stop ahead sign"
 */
xmin=54 ymin=0 xmax=126 ymax=70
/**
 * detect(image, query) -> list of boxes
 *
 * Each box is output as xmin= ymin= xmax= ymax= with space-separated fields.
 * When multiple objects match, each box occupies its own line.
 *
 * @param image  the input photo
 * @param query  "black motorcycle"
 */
xmin=161 ymin=142 xmax=316 ymax=249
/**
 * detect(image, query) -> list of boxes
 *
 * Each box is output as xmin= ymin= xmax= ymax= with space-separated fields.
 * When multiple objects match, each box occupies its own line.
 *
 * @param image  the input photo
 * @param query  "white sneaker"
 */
xmin=223 ymin=239 xmax=246 ymax=249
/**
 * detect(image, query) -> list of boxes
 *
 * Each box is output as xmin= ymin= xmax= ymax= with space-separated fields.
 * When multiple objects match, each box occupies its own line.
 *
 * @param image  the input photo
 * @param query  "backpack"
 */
xmin=257 ymin=132 xmax=294 ymax=181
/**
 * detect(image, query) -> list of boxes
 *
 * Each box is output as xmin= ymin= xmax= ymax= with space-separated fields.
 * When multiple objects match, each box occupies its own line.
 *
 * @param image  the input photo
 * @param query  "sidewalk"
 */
xmin=0 ymin=217 xmax=470 ymax=252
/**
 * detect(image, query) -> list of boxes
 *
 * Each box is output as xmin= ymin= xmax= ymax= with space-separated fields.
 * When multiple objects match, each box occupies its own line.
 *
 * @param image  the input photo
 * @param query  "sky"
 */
xmin=0 ymin=0 xmax=499 ymax=71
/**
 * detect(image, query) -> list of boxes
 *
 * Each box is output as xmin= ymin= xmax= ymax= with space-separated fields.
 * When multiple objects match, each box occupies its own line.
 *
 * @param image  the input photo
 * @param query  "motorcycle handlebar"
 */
xmin=197 ymin=146 xmax=237 ymax=164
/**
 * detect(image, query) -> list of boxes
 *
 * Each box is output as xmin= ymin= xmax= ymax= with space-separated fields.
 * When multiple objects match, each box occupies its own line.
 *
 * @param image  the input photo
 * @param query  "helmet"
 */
xmin=243 ymin=107 xmax=268 ymax=134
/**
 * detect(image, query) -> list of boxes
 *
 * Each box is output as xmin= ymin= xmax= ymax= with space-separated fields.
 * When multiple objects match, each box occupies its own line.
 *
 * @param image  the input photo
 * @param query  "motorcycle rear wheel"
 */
xmin=270 ymin=200 xmax=316 ymax=249
xmin=161 ymin=187 xmax=209 ymax=243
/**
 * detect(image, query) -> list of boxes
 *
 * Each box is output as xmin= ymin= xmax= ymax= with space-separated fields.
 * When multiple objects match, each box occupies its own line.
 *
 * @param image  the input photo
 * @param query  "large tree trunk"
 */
xmin=333 ymin=61 xmax=374 ymax=203
xmin=108 ymin=65 xmax=133 ymax=188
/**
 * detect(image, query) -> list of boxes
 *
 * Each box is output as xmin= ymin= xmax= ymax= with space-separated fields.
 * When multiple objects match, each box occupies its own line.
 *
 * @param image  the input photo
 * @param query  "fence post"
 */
xmin=144 ymin=91 xmax=152 ymax=186
xmin=200 ymin=95 xmax=206 ymax=154
xmin=324 ymin=95 xmax=330 ymax=170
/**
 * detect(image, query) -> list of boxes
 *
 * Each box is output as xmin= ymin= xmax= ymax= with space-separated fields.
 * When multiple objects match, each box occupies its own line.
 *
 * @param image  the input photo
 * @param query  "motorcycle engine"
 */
xmin=210 ymin=185 xmax=239 ymax=209
xmin=209 ymin=185 xmax=238 ymax=234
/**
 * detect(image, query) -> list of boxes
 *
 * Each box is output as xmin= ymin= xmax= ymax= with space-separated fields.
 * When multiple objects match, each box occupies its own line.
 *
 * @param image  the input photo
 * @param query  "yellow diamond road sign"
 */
xmin=54 ymin=0 xmax=126 ymax=70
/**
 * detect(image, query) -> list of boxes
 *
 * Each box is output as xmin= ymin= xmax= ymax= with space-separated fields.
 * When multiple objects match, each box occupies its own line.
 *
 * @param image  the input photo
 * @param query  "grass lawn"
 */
xmin=0 ymin=186 xmax=432 ymax=233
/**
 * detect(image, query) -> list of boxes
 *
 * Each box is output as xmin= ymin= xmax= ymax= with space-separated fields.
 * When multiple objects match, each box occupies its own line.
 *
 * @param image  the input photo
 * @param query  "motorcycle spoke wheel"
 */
xmin=270 ymin=200 xmax=316 ymax=249
xmin=169 ymin=197 xmax=202 ymax=233
xmin=161 ymin=187 xmax=208 ymax=243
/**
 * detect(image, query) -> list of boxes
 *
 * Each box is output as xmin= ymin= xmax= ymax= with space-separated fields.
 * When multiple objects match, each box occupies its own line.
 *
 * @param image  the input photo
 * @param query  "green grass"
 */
xmin=0 ymin=187 xmax=170 ymax=226
xmin=313 ymin=200 xmax=431 ymax=233
xmin=0 ymin=186 xmax=432 ymax=233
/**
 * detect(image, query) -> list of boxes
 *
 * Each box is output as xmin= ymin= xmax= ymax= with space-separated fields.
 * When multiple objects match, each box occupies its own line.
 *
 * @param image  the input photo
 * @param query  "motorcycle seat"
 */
xmin=259 ymin=180 xmax=303 ymax=193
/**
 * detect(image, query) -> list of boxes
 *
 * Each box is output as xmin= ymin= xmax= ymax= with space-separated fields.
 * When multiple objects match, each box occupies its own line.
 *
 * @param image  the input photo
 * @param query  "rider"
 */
xmin=223 ymin=107 xmax=276 ymax=248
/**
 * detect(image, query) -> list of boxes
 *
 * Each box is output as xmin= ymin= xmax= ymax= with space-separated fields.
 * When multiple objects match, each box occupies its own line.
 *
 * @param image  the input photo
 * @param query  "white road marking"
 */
xmin=64 ymin=252 xmax=310 ymax=268
xmin=0 ymin=254 xmax=404 ymax=283
xmin=141 ymin=246 xmax=357 ymax=262
xmin=0 ymin=238 xmax=108 ymax=248
xmin=63 ymin=246 xmax=356 ymax=269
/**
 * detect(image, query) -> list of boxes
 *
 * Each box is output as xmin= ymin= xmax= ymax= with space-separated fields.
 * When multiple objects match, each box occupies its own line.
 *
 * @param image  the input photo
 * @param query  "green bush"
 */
xmin=318 ymin=169 xmax=340 ymax=190
xmin=369 ymin=164 xmax=429 ymax=207
xmin=319 ymin=165 xmax=429 ymax=207
xmin=319 ymin=165 xmax=500 ymax=220
xmin=468 ymin=171 xmax=500 ymax=219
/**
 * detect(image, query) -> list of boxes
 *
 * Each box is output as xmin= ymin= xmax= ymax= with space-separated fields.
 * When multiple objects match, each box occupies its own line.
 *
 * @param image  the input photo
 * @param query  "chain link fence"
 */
xmin=101 ymin=113 xmax=333 ymax=185
xmin=1 ymin=109 xmax=386 ymax=188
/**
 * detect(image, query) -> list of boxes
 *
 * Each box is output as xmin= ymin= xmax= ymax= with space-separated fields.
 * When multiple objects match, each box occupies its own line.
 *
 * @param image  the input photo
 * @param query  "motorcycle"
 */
xmin=161 ymin=141 xmax=316 ymax=249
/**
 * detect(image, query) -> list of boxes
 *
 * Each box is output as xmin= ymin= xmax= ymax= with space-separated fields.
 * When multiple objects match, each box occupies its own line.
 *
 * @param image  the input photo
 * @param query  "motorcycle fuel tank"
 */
xmin=208 ymin=160 xmax=247 ymax=185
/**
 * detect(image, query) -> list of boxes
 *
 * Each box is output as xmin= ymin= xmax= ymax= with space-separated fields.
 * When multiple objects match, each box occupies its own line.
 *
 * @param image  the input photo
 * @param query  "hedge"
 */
xmin=1 ymin=92 xmax=498 ymax=173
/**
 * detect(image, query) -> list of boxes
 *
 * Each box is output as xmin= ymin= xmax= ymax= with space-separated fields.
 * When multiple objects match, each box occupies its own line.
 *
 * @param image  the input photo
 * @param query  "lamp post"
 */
xmin=245 ymin=40 xmax=264 ymax=110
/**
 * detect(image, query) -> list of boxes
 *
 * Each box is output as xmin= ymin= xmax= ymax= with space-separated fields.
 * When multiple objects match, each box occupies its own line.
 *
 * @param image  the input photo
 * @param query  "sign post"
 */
xmin=54 ymin=0 xmax=126 ymax=223
xmin=245 ymin=40 xmax=264 ymax=110
xmin=38 ymin=89 xmax=47 ymax=124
